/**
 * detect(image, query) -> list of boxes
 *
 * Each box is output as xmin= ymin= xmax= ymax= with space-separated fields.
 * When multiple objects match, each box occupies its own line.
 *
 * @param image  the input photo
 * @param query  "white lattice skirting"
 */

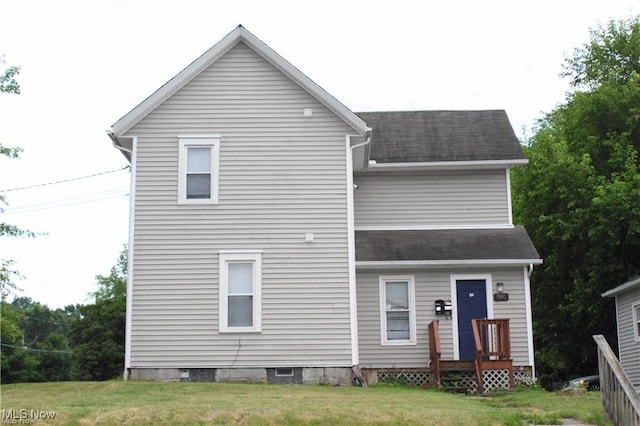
xmin=482 ymin=369 xmax=511 ymax=391
xmin=375 ymin=367 xmax=534 ymax=389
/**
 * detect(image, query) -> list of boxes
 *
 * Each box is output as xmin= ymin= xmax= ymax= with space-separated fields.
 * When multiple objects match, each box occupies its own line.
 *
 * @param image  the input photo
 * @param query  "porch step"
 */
xmin=439 ymin=360 xmax=475 ymax=371
xmin=432 ymin=361 xmax=478 ymax=392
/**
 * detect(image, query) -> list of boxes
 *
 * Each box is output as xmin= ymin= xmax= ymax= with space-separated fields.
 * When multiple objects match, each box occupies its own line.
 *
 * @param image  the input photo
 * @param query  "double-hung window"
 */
xmin=634 ymin=302 xmax=640 ymax=342
xmin=379 ymin=275 xmax=416 ymax=345
xmin=178 ymin=137 xmax=220 ymax=204
xmin=219 ymin=252 xmax=262 ymax=333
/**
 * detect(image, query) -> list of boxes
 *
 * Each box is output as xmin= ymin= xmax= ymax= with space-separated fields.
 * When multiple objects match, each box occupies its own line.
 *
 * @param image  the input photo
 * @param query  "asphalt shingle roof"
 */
xmin=356 ymin=110 xmax=525 ymax=163
xmin=355 ymin=226 xmax=540 ymax=262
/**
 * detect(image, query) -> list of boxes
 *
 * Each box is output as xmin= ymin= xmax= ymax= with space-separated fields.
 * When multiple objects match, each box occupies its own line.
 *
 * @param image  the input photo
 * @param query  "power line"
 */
xmin=0 ymin=342 xmax=73 ymax=355
xmin=0 ymin=166 xmax=129 ymax=193
xmin=3 ymin=187 xmax=129 ymax=214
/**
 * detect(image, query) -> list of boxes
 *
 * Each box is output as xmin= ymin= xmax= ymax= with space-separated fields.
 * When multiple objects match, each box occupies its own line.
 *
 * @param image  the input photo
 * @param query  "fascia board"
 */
xmin=356 ymin=258 xmax=543 ymax=270
xmin=239 ymin=29 xmax=369 ymax=136
xmin=602 ymin=277 xmax=640 ymax=298
xmin=359 ymin=159 xmax=529 ymax=173
xmin=111 ymin=26 xmax=368 ymax=137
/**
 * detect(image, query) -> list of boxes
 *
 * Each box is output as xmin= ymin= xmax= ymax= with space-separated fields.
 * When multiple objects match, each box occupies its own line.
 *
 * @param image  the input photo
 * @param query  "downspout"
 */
xmin=108 ymin=130 xmax=133 ymax=158
xmin=524 ymin=263 xmax=535 ymax=379
xmin=107 ymin=130 xmax=135 ymax=380
xmin=346 ymin=128 xmax=372 ymax=370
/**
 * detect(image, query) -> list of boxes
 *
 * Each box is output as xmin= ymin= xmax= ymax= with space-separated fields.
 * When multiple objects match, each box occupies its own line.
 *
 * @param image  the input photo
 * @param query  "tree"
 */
xmin=0 ymin=298 xmax=76 ymax=383
xmin=70 ymin=248 xmax=127 ymax=380
xmin=0 ymin=56 xmax=33 ymax=297
xmin=512 ymin=15 xmax=640 ymax=388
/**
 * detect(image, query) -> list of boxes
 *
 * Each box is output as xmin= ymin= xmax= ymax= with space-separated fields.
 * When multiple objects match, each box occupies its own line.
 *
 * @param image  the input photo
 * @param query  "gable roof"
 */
xmin=357 ymin=110 xmax=526 ymax=164
xmin=110 ymin=25 xmax=370 ymax=138
xmin=602 ymin=276 xmax=640 ymax=298
xmin=356 ymin=226 xmax=541 ymax=265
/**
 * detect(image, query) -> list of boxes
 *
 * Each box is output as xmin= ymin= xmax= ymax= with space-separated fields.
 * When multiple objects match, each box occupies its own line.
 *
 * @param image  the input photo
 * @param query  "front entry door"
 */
xmin=457 ymin=280 xmax=487 ymax=360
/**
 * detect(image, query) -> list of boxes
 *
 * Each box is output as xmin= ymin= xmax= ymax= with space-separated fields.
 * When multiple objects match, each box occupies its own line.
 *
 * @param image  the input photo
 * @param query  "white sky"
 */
xmin=1 ymin=0 xmax=638 ymax=309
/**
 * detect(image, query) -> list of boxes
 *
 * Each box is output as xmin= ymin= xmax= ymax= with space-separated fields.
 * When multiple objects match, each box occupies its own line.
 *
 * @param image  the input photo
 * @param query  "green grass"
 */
xmin=0 ymin=381 xmax=610 ymax=425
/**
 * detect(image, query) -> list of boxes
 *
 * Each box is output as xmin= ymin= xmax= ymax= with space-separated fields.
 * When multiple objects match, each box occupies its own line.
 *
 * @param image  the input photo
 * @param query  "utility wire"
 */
xmin=0 ymin=342 xmax=73 ymax=355
xmin=0 ymin=166 xmax=129 ymax=193
xmin=3 ymin=190 xmax=129 ymax=214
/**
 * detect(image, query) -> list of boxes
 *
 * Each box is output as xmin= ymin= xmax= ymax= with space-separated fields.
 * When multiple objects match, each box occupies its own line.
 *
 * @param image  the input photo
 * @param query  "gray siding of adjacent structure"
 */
xmin=616 ymin=289 xmax=640 ymax=387
xmin=353 ymin=170 xmax=510 ymax=229
xmin=356 ymin=268 xmax=530 ymax=368
xmin=123 ymin=42 xmax=356 ymax=368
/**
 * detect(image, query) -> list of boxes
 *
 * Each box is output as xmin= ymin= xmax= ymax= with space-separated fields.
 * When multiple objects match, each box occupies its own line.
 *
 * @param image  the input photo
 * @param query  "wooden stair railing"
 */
xmin=593 ymin=334 xmax=640 ymax=425
xmin=428 ymin=320 xmax=441 ymax=387
xmin=472 ymin=319 xmax=513 ymax=392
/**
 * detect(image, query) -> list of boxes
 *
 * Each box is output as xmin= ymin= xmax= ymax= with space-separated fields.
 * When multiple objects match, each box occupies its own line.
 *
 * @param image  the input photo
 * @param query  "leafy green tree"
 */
xmin=1 ymin=298 xmax=75 ymax=383
xmin=1 ymin=56 xmax=33 ymax=297
xmin=70 ymin=248 xmax=127 ymax=380
xmin=512 ymin=15 xmax=640 ymax=388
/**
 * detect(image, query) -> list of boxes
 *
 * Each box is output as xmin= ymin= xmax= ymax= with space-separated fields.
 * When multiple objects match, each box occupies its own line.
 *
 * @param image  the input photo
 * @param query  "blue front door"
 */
xmin=457 ymin=280 xmax=488 ymax=360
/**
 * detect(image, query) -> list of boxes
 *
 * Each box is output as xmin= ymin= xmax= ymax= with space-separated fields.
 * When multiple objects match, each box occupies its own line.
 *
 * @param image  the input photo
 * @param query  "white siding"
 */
xmin=354 ymin=170 xmax=510 ymax=229
xmin=616 ymin=290 xmax=640 ymax=387
xmin=356 ymin=268 xmax=530 ymax=368
xmin=124 ymin=42 xmax=356 ymax=368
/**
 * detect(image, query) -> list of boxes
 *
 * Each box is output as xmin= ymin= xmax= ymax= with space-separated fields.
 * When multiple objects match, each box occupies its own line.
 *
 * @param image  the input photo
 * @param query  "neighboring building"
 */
xmin=107 ymin=25 xmax=541 ymax=385
xmin=602 ymin=277 xmax=640 ymax=390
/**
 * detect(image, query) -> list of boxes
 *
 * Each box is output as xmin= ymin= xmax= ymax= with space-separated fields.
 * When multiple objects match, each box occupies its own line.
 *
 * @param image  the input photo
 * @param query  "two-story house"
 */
xmin=108 ymin=26 xmax=541 ymax=388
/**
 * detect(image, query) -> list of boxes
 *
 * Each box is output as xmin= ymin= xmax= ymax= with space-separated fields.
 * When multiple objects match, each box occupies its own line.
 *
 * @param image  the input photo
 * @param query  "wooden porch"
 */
xmin=428 ymin=319 xmax=514 ymax=393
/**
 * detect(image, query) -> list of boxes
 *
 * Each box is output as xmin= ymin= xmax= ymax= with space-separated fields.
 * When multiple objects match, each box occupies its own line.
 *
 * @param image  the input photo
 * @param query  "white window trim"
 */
xmin=379 ymin=275 xmax=417 ymax=346
xmin=633 ymin=301 xmax=640 ymax=343
xmin=178 ymin=136 xmax=220 ymax=204
xmin=219 ymin=252 xmax=262 ymax=333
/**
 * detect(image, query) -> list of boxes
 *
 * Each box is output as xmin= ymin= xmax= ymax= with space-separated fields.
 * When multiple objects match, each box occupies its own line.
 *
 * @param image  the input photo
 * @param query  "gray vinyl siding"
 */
xmin=356 ymin=268 xmax=530 ymax=368
xmin=124 ymin=42 xmax=356 ymax=368
xmin=354 ymin=170 xmax=510 ymax=228
xmin=616 ymin=289 xmax=640 ymax=387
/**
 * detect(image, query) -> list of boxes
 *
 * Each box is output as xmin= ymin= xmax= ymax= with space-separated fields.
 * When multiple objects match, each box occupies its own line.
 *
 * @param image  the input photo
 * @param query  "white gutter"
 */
xmin=107 ymin=133 xmax=136 ymax=380
xmin=346 ymin=130 xmax=372 ymax=367
xmin=360 ymin=158 xmax=528 ymax=172
xmin=523 ymin=264 xmax=535 ymax=378
xmin=357 ymin=259 xmax=543 ymax=270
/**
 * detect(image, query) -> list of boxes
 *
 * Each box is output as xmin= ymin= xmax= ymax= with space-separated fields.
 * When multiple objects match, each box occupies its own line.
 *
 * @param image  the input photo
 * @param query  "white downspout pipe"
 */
xmin=346 ymin=129 xmax=372 ymax=370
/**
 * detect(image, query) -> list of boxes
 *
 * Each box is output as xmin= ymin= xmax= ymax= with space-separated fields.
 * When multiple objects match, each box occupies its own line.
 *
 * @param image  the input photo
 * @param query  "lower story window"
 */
xmin=219 ymin=252 xmax=262 ymax=333
xmin=634 ymin=302 xmax=640 ymax=341
xmin=379 ymin=275 xmax=416 ymax=345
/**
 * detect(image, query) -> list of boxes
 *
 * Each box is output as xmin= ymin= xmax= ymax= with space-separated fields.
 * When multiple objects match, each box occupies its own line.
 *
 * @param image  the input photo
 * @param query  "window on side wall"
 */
xmin=178 ymin=137 xmax=220 ymax=204
xmin=634 ymin=302 xmax=640 ymax=342
xmin=379 ymin=275 xmax=416 ymax=345
xmin=219 ymin=252 xmax=262 ymax=333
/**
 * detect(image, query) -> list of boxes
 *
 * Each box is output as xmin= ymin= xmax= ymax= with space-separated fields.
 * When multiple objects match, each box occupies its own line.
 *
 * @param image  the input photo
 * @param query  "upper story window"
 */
xmin=178 ymin=137 xmax=220 ymax=204
xmin=379 ymin=275 xmax=417 ymax=345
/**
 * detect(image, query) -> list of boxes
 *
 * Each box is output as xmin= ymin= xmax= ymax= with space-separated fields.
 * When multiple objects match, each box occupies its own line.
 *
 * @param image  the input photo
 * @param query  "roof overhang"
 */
xmin=107 ymin=131 xmax=133 ymax=162
xmin=355 ymin=227 xmax=541 ymax=266
xmin=359 ymin=159 xmax=529 ymax=173
xmin=357 ymin=258 xmax=543 ymax=271
xmin=109 ymin=25 xmax=369 ymax=139
xmin=601 ymin=277 xmax=640 ymax=298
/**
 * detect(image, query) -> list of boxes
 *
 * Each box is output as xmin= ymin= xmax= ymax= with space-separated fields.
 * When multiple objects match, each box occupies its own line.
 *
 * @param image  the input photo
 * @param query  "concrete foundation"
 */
xmin=215 ymin=368 xmax=267 ymax=383
xmin=128 ymin=367 xmax=353 ymax=386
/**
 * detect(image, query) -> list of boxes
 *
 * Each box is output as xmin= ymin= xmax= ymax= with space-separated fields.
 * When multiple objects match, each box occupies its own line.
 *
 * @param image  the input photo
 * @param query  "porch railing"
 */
xmin=472 ymin=319 xmax=511 ymax=361
xmin=593 ymin=334 xmax=640 ymax=426
xmin=472 ymin=319 xmax=513 ymax=392
xmin=428 ymin=320 xmax=441 ymax=386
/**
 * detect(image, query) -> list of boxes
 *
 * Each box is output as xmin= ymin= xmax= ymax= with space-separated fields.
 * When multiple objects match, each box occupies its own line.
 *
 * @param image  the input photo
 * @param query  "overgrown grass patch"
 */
xmin=0 ymin=381 xmax=610 ymax=425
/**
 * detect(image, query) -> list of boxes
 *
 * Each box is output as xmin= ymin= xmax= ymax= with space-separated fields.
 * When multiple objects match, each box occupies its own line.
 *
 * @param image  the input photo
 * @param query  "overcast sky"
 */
xmin=1 ymin=0 xmax=638 ymax=309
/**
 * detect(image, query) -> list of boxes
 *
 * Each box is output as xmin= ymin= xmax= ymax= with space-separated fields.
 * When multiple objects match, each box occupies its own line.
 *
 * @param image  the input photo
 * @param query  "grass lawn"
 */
xmin=0 ymin=381 xmax=610 ymax=425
